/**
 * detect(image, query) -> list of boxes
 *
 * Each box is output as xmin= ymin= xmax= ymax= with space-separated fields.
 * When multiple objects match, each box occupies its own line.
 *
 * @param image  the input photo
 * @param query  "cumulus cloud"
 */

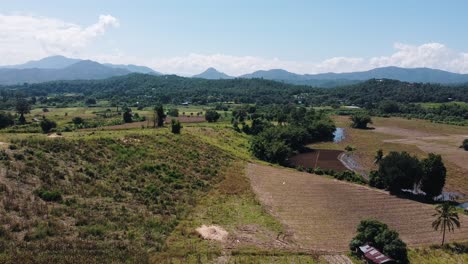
xmin=138 ymin=43 xmax=468 ymax=76
xmin=0 ymin=14 xmax=119 ymax=64
xmin=1 ymin=14 xmax=467 ymax=76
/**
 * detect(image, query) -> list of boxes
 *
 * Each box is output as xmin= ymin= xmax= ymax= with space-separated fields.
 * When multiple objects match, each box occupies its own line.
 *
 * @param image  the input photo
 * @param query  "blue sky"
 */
xmin=2 ymin=0 xmax=468 ymax=75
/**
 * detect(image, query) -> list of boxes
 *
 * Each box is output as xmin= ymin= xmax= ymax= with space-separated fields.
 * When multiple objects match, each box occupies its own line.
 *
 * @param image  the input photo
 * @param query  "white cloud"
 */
xmin=0 ymin=14 xmax=119 ymax=64
xmin=0 ymin=14 xmax=467 ymax=76
xmin=139 ymin=43 xmax=468 ymax=76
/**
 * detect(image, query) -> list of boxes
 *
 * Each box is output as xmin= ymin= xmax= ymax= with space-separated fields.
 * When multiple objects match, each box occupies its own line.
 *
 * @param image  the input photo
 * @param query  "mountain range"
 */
xmin=238 ymin=67 xmax=468 ymax=86
xmin=0 ymin=55 xmax=160 ymax=85
xmin=2 ymin=55 xmax=468 ymax=86
xmin=192 ymin=67 xmax=233 ymax=79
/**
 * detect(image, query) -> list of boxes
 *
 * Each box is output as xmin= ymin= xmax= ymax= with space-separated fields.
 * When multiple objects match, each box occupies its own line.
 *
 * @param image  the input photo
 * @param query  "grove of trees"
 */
xmin=369 ymin=151 xmax=447 ymax=200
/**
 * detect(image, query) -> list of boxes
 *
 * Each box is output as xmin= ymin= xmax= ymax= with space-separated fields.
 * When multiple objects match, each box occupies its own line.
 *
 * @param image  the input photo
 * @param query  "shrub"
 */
xmin=0 ymin=112 xmax=14 ymax=129
xmin=72 ymin=117 xmax=84 ymax=125
xmin=171 ymin=119 xmax=182 ymax=134
xmin=34 ymin=188 xmax=62 ymax=202
xmin=123 ymin=109 xmax=133 ymax=123
xmin=205 ymin=110 xmax=221 ymax=122
xmin=350 ymin=219 xmax=408 ymax=263
xmin=462 ymin=139 xmax=468 ymax=151
xmin=350 ymin=112 xmax=372 ymax=129
xmin=40 ymin=119 xmax=57 ymax=133
xmin=167 ymin=108 xmax=179 ymax=117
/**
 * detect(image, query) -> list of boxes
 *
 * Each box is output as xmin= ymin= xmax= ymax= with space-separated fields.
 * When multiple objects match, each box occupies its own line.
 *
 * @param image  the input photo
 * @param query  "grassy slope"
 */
xmin=0 ymin=128 xmax=234 ymax=262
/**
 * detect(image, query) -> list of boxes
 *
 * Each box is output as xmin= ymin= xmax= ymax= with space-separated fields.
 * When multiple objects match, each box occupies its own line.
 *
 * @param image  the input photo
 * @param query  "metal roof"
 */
xmin=359 ymin=245 xmax=394 ymax=264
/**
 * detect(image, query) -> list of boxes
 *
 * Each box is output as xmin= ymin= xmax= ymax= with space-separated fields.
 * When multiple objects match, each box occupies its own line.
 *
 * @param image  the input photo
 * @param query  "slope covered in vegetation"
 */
xmin=0 ymin=130 xmax=233 ymax=262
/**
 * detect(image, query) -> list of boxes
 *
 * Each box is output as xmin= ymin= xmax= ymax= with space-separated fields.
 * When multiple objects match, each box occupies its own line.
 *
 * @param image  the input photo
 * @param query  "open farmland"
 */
xmin=288 ymin=149 xmax=347 ymax=172
xmin=247 ymin=163 xmax=468 ymax=253
xmin=311 ymin=116 xmax=468 ymax=196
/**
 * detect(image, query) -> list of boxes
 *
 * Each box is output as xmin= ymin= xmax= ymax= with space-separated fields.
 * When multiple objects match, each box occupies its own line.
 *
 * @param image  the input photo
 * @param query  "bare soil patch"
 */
xmin=289 ymin=149 xmax=348 ymax=172
xmin=196 ymin=225 xmax=229 ymax=242
xmin=247 ymin=163 xmax=468 ymax=253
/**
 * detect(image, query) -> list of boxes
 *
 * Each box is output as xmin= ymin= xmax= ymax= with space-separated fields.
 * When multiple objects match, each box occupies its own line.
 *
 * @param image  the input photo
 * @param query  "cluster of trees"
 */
xmin=350 ymin=112 xmax=372 ymax=129
xmin=2 ymin=76 xmax=466 ymax=111
xmin=249 ymin=106 xmax=336 ymax=164
xmin=0 ymin=74 xmax=320 ymax=107
xmin=205 ymin=110 xmax=221 ymax=122
xmin=369 ymin=100 xmax=468 ymax=125
xmin=350 ymin=219 xmax=408 ymax=263
xmin=369 ymin=151 xmax=446 ymax=200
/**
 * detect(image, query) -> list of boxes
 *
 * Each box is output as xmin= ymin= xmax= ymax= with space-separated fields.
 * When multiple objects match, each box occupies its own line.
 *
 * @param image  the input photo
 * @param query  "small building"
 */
xmin=359 ymin=245 xmax=395 ymax=264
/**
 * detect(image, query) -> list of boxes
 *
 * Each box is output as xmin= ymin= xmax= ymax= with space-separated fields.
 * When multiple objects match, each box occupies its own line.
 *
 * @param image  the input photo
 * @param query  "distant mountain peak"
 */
xmin=192 ymin=67 xmax=233 ymax=79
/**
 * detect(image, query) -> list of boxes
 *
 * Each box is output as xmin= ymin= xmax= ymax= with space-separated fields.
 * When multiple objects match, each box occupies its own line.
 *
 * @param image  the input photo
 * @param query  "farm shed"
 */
xmin=359 ymin=245 xmax=395 ymax=264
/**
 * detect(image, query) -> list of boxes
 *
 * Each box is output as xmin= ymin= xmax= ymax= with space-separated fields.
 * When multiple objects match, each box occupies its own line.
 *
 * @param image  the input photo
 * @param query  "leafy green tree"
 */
xmin=171 ymin=119 xmax=182 ymax=134
xmin=123 ymin=108 xmax=133 ymax=123
xmin=461 ymin=139 xmax=468 ymax=151
xmin=378 ymin=151 xmax=422 ymax=194
xmin=350 ymin=112 xmax=372 ymax=129
xmin=16 ymin=98 xmax=31 ymax=124
xmin=0 ymin=112 xmax=14 ymax=129
xmin=153 ymin=104 xmax=166 ymax=127
xmin=350 ymin=219 xmax=408 ymax=263
xmin=72 ymin=117 xmax=84 ymax=125
xmin=40 ymin=119 xmax=57 ymax=134
xmin=167 ymin=108 xmax=179 ymax=117
xmin=420 ymin=154 xmax=446 ymax=200
xmin=432 ymin=203 xmax=460 ymax=245
xmin=250 ymin=127 xmax=292 ymax=164
xmin=369 ymin=170 xmax=385 ymax=189
xmin=85 ymin=98 xmax=97 ymax=105
xmin=205 ymin=110 xmax=221 ymax=122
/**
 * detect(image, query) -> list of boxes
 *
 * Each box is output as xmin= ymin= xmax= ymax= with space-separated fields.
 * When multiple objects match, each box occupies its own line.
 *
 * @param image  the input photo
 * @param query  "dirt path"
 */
xmin=247 ymin=163 xmax=468 ymax=253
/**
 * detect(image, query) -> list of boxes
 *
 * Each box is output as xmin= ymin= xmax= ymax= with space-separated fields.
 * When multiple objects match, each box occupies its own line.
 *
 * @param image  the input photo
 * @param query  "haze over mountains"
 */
xmin=2 ymin=55 xmax=468 ymax=86
xmin=0 ymin=56 xmax=160 ymax=85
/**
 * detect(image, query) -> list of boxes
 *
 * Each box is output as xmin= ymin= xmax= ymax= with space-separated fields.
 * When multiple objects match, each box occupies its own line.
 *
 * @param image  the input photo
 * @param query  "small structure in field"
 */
xmin=359 ymin=245 xmax=395 ymax=264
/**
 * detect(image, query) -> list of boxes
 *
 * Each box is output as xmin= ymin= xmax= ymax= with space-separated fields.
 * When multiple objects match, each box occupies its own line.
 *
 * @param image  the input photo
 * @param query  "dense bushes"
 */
xmin=171 ymin=119 xmax=182 ymax=134
xmin=0 ymin=112 xmax=14 ymax=129
xmin=205 ymin=110 xmax=221 ymax=122
xmin=250 ymin=107 xmax=335 ymax=164
xmin=34 ymin=188 xmax=62 ymax=202
xmin=369 ymin=151 xmax=446 ymax=199
xmin=40 ymin=119 xmax=57 ymax=133
xmin=461 ymin=139 xmax=468 ymax=151
xmin=350 ymin=112 xmax=372 ymax=129
xmin=350 ymin=219 xmax=408 ymax=263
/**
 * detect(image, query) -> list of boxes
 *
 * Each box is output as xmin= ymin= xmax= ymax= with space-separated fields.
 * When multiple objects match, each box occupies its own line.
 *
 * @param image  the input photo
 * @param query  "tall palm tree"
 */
xmin=432 ymin=202 xmax=460 ymax=245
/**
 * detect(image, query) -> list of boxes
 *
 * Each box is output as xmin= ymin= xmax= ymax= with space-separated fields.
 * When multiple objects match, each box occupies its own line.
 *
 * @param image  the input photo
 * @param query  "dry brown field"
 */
xmin=311 ymin=116 xmax=468 ymax=196
xmin=288 ymin=149 xmax=348 ymax=172
xmin=247 ymin=163 xmax=468 ymax=253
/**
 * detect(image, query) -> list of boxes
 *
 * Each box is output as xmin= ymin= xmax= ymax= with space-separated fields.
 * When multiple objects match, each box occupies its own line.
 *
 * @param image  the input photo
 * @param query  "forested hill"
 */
xmin=0 ymin=74 xmax=467 ymax=107
xmin=321 ymin=79 xmax=468 ymax=106
xmin=0 ymin=74 xmax=322 ymax=106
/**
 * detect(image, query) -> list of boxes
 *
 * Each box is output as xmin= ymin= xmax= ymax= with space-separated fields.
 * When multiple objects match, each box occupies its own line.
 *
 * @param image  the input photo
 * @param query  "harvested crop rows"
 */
xmin=288 ymin=149 xmax=347 ymax=172
xmin=247 ymin=163 xmax=468 ymax=253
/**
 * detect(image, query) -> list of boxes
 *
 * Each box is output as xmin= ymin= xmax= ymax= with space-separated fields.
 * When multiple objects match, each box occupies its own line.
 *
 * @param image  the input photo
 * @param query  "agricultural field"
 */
xmin=311 ymin=116 xmax=468 ymax=197
xmin=288 ymin=149 xmax=347 ymax=172
xmin=247 ymin=163 xmax=468 ymax=253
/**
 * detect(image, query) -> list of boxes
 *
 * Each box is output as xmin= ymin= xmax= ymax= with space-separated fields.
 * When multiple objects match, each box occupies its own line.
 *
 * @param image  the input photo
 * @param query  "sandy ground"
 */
xmin=247 ymin=163 xmax=468 ymax=253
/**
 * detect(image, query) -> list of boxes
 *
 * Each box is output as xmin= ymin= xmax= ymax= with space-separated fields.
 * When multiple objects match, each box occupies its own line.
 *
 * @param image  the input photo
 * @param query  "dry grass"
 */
xmin=247 ymin=163 xmax=468 ymax=253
